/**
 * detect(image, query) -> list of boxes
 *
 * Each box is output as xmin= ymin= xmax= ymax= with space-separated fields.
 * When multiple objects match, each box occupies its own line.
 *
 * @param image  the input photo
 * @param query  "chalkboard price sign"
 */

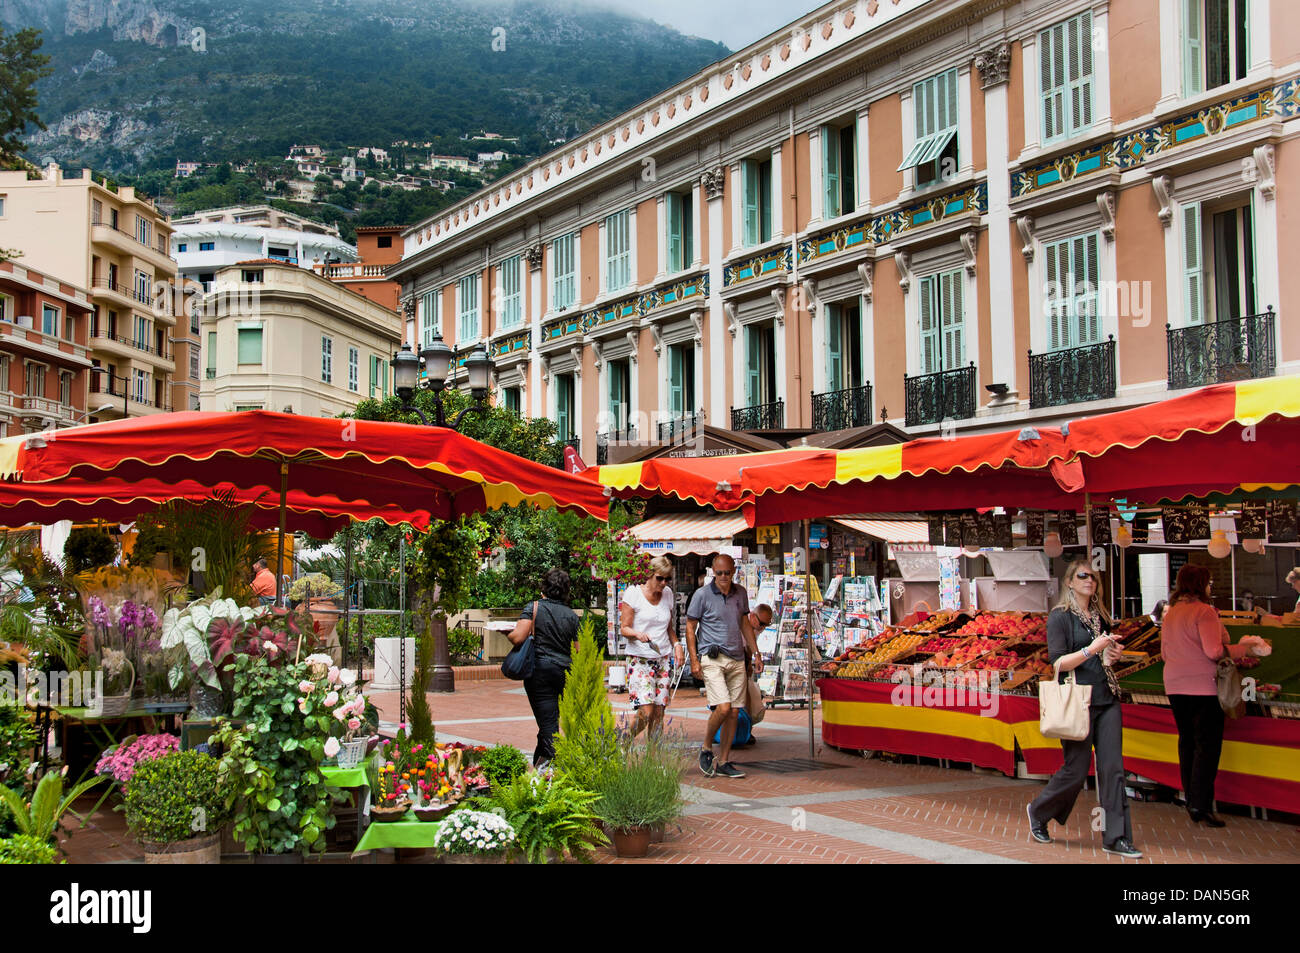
xmin=927 ymin=513 xmax=946 ymax=546
xmin=1186 ymin=502 xmax=1211 ymax=541
xmin=944 ymin=513 xmax=963 ymax=548
xmin=1089 ymin=505 xmax=1112 ymax=545
xmin=1057 ymin=511 xmax=1079 ymax=546
xmin=994 ymin=514 xmax=1014 ymax=549
xmin=1238 ymin=502 xmax=1267 ymax=539
xmin=1025 ymin=511 xmax=1045 ymax=547
xmin=1162 ymin=507 xmax=1188 ymax=544
xmin=1268 ymin=499 xmax=1299 ymax=543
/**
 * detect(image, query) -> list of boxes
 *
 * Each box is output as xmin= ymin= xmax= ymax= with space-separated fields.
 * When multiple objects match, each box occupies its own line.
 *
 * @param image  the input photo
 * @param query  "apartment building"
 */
xmin=199 ymin=260 xmax=402 ymax=418
xmin=315 ymin=225 xmax=403 ymax=316
xmin=0 ymin=164 xmax=185 ymax=420
xmin=171 ymin=205 xmax=359 ymax=287
xmin=388 ymin=0 xmax=1298 ymax=465
xmin=0 ymin=261 xmax=95 ymax=436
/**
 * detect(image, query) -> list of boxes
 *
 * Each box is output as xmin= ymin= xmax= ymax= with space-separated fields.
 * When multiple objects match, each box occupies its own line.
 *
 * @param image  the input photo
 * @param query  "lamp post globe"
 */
xmin=419 ymin=334 xmax=453 ymax=393
xmin=391 ymin=344 xmax=420 ymax=401
xmin=465 ymin=344 xmax=493 ymax=401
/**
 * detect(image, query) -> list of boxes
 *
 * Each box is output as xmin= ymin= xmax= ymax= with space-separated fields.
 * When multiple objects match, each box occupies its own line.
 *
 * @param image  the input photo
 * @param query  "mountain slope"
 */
xmin=5 ymin=0 xmax=730 ymax=173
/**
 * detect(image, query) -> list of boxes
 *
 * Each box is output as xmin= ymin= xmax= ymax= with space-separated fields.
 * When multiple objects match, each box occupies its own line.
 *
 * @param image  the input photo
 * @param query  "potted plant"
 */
xmin=306 ymin=654 xmax=369 ymax=768
xmin=366 ymin=759 xmax=409 ymax=822
xmin=475 ymin=743 xmax=528 ymax=791
xmin=469 ymin=773 xmax=606 ymax=863
xmin=124 ymin=750 xmax=230 ymax=864
xmin=213 ymin=655 xmax=338 ymax=861
xmin=93 ymin=647 xmax=135 ymax=717
xmin=288 ymin=574 xmax=344 ymax=658
xmin=0 ymin=768 xmax=109 ymax=858
xmin=432 ymin=809 xmax=517 ymax=863
xmin=95 ymin=733 xmax=180 ymax=793
xmin=594 ymin=737 xmax=685 ymax=859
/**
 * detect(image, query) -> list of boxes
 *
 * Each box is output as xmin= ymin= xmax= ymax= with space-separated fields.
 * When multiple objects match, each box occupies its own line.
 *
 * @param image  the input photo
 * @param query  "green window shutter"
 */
xmin=940 ymin=271 xmax=964 ymax=368
xmin=237 ymin=328 xmax=261 ymax=364
xmin=1044 ymin=239 xmax=1065 ymax=350
xmin=745 ymin=324 xmax=761 ymax=405
xmin=919 ymin=277 xmax=938 ymax=374
xmin=1079 ymin=232 xmax=1100 ymax=344
xmin=915 ymin=75 xmax=934 ymax=139
xmin=682 ymin=193 xmax=694 ymax=266
xmin=1183 ymin=0 xmax=1204 ymax=95
xmin=1041 ymin=22 xmax=1065 ymax=141
xmin=825 ymin=303 xmax=843 ymax=390
xmin=743 ymin=160 xmax=760 ymax=247
xmin=1182 ymin=202 xmax=1204 ymax=325
xmin=369 ymin=355 xmax=377 ymax=398
xmin=666 ymin=193 xmax=682 ymax=273
xmin=1067 ymin=12 xmax=1094 ymax=135
xmin=206 ymin=331 xmax=216 ymax=372
xmin=669 ymin=344 xmax=683 ymax=416
xmin=822 ymin=125 xmax=840 ymax=219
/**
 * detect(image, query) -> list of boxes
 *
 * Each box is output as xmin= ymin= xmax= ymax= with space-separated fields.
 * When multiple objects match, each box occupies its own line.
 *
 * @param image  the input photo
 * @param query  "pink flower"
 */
xmin=327 ymin=666 xmax=340 ymax=684
xmin=299 ymin=680 xmax=314 ymax=694
xmin=347 ymin=717 xmax=361 ymax=731
xmin=333 ymin=706 xmax=348 ymax=721
xmin=323 ymin=690 xmax=339 ymax=707
xmin=323 ymin=737 xmax=340 ymax=758
xmin=264 ymin=640 xmax=280 ymax=657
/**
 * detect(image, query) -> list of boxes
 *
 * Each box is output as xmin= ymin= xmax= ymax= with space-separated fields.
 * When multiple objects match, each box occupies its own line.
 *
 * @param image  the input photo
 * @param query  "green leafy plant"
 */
xmin=0 ymin=706 xmax=38 ymax=790
xmin=0 ymin=833 xmax=62 ymax=864
xmin=469 ymin=773 xmax=606 ymax=863
xmin=213 ymin=655 xmax=339 ymax=855
xmin=124 ymin=750 xmax=231 ymax=846
xmin=476 ymin=744 xmax=527 ymax=787
xmin=0 ymin=769 xmax=108 ymax=844
xmin=448 ymin=626 xmax=482 ymax=662
xmin=287 ymin=573 xmax=343 ymax=603
xmin=595 ymin=732 xmax=686 ymax=832
xmin=407 ymin=610 xmax=436 ymax=745
xmin=552 ymin=615 xmax=621 ymax=790
xmin=150 ymin=491 xmax=271 ymax=601
xmin=63 ymin=528 xmax=118 ymax=576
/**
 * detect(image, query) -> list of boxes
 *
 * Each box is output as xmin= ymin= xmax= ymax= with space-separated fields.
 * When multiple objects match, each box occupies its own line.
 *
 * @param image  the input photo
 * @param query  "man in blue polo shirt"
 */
xmin=686 ymin=553 xmax=762 ymax=778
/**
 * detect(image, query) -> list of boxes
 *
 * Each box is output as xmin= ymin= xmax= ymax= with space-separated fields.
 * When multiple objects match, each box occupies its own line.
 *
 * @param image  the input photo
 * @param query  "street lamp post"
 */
xmin=390 ymin=335 xmax=495 ymax=693
xmin=89 ymin=367 xmax=130 ymax=418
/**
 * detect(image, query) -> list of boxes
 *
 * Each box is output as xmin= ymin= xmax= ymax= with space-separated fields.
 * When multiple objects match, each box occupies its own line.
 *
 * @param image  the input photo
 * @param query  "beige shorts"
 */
xmin=699 ymin=653 xmax=747 ymax=708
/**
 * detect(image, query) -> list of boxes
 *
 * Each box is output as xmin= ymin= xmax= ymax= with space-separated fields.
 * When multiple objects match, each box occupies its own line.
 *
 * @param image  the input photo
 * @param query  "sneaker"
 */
xmin=1026 ymin=804 xmax=1052 ymax=844
xmin=715 ymin=761 xmax=746 ymax=779
xmin=1103 ymin=838 xmax=1143 ymax=859
xmin=698 ymin=748 xmax=716 ymax=777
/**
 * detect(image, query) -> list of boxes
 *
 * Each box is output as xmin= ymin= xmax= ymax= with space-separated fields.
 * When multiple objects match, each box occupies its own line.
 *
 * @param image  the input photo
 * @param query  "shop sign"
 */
xmin=756 ymin=525 xmax=781 ymax=544
xmin=810 ymin=523 xmax=829 ymax=549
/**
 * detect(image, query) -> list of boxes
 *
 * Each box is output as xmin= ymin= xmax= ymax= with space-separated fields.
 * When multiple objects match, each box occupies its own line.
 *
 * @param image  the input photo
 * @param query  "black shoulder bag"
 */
xmin=501 ymin=601 xmax=540 ymax=680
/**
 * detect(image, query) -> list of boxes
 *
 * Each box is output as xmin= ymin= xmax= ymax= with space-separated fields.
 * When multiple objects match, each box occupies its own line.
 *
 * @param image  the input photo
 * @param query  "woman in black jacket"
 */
xmin=506 ymin=568 xmax=580 ymax=769
xmin=1026 ymin=557 xmax=1142 ymax=858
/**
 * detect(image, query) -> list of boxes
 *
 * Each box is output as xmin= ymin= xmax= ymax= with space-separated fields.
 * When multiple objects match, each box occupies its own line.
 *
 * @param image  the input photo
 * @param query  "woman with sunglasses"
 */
xmin=1027 ymin=557 xmax=1143 ymax=858
xmin=620 ymin=555 xmax=682 ymax=738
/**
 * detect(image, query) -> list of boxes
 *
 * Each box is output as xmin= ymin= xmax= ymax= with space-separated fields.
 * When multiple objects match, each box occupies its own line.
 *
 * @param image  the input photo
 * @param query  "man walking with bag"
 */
xmin=686 ymin=554 xmax=762 ymax=778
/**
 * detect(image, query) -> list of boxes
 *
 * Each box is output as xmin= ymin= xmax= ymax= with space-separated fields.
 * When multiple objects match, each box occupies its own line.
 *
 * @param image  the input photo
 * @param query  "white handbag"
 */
xmin=1038 ymin=660 xmax=1092 ymax=741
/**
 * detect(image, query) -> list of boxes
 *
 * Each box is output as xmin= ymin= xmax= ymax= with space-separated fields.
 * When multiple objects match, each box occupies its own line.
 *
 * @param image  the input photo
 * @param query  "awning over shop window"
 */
xmin=629 ymin=512 xmax=749 ymax=556
xmin=830 ymin=516 xmax=929 ymax=559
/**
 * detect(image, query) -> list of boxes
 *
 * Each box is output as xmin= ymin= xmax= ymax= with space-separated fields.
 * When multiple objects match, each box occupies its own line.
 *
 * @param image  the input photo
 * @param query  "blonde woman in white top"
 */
xmin=620 ymin=555 xmax=681 ymax=738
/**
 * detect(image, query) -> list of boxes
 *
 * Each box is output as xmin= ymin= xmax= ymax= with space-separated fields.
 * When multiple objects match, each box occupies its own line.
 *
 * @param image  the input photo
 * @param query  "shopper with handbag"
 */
xmin=1161 ymin=564 xmax=1269 ymax=827
xmin=1027 ymin=558 xmax=1142 ymax=858
xmin=505 ymin=568 xmax=580 ymax=769
xmin=621 ymin=556 xmax=681 ymax=739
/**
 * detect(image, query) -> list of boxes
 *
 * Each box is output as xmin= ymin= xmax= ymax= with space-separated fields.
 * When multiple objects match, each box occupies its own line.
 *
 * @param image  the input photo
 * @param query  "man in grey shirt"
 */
xmin=686 ymin=553 xmax=762 ymax=778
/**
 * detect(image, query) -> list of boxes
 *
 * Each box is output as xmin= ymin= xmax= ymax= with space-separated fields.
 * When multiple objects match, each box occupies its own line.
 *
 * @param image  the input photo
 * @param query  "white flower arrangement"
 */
xmin=433 ymin=810 xmax=517 ymax=856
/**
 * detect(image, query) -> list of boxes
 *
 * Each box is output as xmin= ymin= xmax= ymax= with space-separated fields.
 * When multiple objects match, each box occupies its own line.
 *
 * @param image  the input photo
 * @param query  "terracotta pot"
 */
xmin=608 ymin=825 xmax=653 ymax=858
xmin=306 ymin=598 xmax=342 ymax=660
xmin=649 ymin=822 xmax=665 ymax=844
xmin=370 ymin=802 xmax=410 ymax=823
xmin=141 ymin=832 xmax=221 ymax=864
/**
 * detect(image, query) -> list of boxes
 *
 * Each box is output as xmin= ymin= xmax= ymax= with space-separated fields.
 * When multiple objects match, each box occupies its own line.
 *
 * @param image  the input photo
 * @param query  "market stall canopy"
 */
xmin=828 ymin=516 xmax=928 ymax=558
xmin=0 ymin=478 xmax=432 ymax=535
xmin=1059 ymin=375 xmax=1300 ymax=498
xmin=627 ymin=511 xmax=750 ymax=556
xmin=0 ymin=411 xmax=609 ymax=522
xmin=590 ymin=448 xmax=831 ymax=511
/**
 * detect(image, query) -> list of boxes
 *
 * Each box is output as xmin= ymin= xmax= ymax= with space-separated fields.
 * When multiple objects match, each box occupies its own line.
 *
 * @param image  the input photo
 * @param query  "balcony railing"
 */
xmin=658 ymin=413 xmax=702 ymax=443
xmin=91 ymin=384 xmax=172 ymax=412
xmin=731 ymin=399 xmax=784 ymax=431
xmin=1167 ymin=309 xmax=1276 ymax=390
xmin=904 ymin=363 xmax=976 ymax=428
xmin=92 ymin=278 xmax=152 ymax=305
xmin=206 ymin=368 xmax=216 ymax=379
xmin=91 ymin=218 xmax=171 ymax=257
xmin=90 ymin=332 xmax=171 ymax=360
xmin=1028 ymin=336 xmax=1116 ymax=409
xmin=18 ymin=396 xmax=68 ymax=418
xmin=811 ymin=383 xmax=873 ymax=432
xmin=596 ymin=427 xmax=637 ymax=466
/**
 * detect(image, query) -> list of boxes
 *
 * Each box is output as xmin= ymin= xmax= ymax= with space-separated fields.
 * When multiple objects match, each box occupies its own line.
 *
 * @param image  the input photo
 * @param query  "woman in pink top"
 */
xmin=1161 ymin=564 xmax=1265 ymax=827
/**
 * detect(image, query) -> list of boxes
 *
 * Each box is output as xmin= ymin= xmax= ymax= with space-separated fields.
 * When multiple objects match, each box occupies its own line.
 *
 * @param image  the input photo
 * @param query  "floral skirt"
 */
xmin=627 ymin=655 xmax=673 ymax=708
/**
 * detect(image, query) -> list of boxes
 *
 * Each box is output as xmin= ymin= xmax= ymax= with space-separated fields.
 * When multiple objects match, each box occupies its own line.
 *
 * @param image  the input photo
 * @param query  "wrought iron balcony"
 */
xmin=1167 ymin=309 xmax=1276 ymax=390
xmin=657 ymin=413 xmax=702 ymax=443
xmin=596 ymin=427 xmax=636 ymax=466
xmin=1028 ymin=336 xmax=1116 ymax=409
xmin=731 ymin=399 xmax=784 ymax=431
xmin=904 ymin=363 xmax=976 ymax=428
xmin=811 ymin=383 xmax=873 ymax=432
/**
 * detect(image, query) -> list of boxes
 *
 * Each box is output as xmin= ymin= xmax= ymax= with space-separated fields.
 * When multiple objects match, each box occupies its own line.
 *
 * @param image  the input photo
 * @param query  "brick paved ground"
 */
xmin=58 ymin=676 xmax=1300 ymax=864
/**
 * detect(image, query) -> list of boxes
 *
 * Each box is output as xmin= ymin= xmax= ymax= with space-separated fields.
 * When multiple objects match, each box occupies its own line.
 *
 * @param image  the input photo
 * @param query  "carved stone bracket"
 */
xmin=894 ymin=251 xmax=913 ymax=294
xmin=539 ymin=352 xmax=551 ymax=382
xmin=700 ymin=166 xmax=726 ymax=201
xmin=625 ymin=329 xmax=639 ymax=364
xmin=857 ymin=261 xmax=874 ymax=302
xmin=1016 ymin=216 xmax=1036 ymax=261
xmin=590 ymin=339 xmax=604 ymax=373
xmin=1152 ymin=175 xmax=1173 ymax=227
xmin=650 ymin=322 xmax=664 ymax=356
xmin=771 ymin=287 xmax=786 ymax=326
xmin=690 ymin=310 xmax=704 ymax=343
xmin=1096 ymin=190 xmax=1116 ymax=241
xmin=960 ymin=231 xmax=978 ymax=276
xmin=569 ymin=346 xmax=583 ymax=379
xmin=800 ymin=278 xmax=818 ymax=317
xmin=401 ymin=294 xmax=416 ymax=323
xmin=724 ymin=302 xmax=739 ymax=338
xmin=973 ymin=43 xmax=1012 ymax=89
xmin=1252 ymin=144 xmax=1276 ymax=200
xmin=523 ymin=243 xmax=544 ymax=271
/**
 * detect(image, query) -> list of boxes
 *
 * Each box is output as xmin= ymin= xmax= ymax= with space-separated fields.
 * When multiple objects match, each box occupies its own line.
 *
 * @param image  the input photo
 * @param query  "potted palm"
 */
xmin=124 ymin=750 xmax=230 ymax=864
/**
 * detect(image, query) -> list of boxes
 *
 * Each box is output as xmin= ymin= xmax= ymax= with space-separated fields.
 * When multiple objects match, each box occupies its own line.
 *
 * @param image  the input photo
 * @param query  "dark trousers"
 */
xmin=523 ymin=659 xmax=568 ymax=765
xmin=1029 ymin=700 xmax=1132 ymax=846
xmin=1168 ymin=694 xmax=1225 ymax=813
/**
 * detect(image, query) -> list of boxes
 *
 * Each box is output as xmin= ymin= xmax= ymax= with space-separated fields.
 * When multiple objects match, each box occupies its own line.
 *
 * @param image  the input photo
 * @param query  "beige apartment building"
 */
xmin=388 ymin=0 xmax=1299 ymax=466
xmin=0 ymin=163 xmax=189 ymax=419
xmin=200 ymin=260 xmax=402 ymax=418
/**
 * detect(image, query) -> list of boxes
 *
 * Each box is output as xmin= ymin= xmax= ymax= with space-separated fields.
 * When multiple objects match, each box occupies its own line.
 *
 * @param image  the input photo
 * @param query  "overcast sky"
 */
xmin=597 ymin=0 xmax=826 ymax=50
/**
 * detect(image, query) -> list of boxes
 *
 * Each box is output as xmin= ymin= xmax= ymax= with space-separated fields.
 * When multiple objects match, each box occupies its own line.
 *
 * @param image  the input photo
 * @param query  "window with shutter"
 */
xmin=745 ymin=324 xmax=762 ymax=406
xmin=237 ymin=327 xmax=262 ymax=365
xmin=919 ymin=271 xmax=965 ymax=371
xmin=500 ymin=257 xmax=522 ymax=329
xmin=822 ymin=126 xmax=840 ymax=219
xmin=920 ymin=278 xmax=939 ymax=374
xmin=605 ymin=210 xmax=631 ymax=291
xmin=1042 ymin=232 xmax=1102 ymax=349
xmin=900 ymin=70 xmax=959 ymax=185
xmin=825 ymin=303 xmax=843 ymax=390
xmin=457 ymin=274 xmax=479 ymax=341
xmin=349 ymin=347 xmax=359 ymax=392
xmin=742 ymin=161 xmax=761 ymax=247
xmin=1040 ymin=12 xmax=1094 ymax=143
xmin=420 ymin=290 xmax=440 ymax=347
xmin=552 ymin=233 xmax=576 ymax=310
xmin=1183 ymin=0 xmax=1248 ymax=95
xmin=321 ymin=336 xmax=332 ymax=383
xmin=1182 ymin=203 xmax=1204 ymax=325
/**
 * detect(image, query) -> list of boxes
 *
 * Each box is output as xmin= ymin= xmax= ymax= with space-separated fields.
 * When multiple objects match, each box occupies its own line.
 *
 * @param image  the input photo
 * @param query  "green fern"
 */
xmin=469 ymin=774 xmax=607 ymax=863
xmin=0 ymin=770 xmax=109 ymax=844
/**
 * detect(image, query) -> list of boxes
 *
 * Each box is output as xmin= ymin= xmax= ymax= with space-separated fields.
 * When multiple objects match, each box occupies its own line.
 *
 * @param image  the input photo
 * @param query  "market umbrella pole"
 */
xmin=276 ymin=462 xmax=288 ymax=604
xmin=804 ymin=518 xmax=815 ymax=760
